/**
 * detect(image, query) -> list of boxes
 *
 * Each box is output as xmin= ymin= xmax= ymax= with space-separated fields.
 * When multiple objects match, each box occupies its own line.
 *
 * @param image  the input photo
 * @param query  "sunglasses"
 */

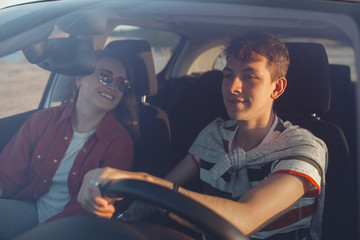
xmin=97 ymin=69 xmax=131 ymax=93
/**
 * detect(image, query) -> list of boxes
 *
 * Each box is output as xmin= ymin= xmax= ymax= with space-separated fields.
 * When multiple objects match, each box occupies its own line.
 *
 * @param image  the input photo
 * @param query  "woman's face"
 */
xmin=76 ymin=57 xmax=127 ymax=113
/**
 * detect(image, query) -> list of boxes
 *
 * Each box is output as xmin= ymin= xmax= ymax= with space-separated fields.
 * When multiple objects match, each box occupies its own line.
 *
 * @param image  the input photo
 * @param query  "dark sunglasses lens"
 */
xmin=99 ymin=70 xmax=113 ymax=84
xmin=117 ymin=80 xmax=130 ymax=93
xmin=98 ymin=70 xmax=130 ymax=92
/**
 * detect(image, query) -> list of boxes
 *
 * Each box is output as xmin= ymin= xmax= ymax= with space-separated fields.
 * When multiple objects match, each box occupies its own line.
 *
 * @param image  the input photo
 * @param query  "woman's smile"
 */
xmin=98 ymin=90 xmax=116 ymax=101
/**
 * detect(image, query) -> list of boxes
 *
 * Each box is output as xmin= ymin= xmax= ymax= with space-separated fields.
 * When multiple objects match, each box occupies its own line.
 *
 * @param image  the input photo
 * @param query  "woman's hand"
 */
xmin=78 ymin=168 xmax=132 ymax=218
xmin=77 ymin=168 xmax=113 ymax=218
xmin=78 ymin=167 xmax=177 ymax=219
xmin=78 ymin=167 xmax=158 ymax=218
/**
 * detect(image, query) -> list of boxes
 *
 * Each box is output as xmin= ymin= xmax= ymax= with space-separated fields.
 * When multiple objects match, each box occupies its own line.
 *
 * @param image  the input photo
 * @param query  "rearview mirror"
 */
xmin=23 ymin=38 xmax=96 ymax=76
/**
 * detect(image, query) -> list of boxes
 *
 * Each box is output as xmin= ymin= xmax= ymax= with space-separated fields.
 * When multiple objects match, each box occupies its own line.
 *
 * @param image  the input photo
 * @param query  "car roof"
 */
xmin=1 ymin=0 xmax=359 ymax=51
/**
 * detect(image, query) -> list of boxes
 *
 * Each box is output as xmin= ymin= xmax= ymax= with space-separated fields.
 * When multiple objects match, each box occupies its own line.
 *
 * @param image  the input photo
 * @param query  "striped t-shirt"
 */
xmin=189 ymin=116 xmax=323 ymax=239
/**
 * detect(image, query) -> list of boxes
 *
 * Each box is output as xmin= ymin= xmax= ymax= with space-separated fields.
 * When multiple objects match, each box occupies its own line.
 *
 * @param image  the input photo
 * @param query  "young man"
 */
xmin=78 ymin=32 xmax=327 ymax=240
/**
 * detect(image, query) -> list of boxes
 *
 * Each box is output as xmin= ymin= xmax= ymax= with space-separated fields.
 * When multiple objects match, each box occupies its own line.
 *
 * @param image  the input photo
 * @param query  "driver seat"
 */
xmin=274 ymin=42 xmax=357 ymax=240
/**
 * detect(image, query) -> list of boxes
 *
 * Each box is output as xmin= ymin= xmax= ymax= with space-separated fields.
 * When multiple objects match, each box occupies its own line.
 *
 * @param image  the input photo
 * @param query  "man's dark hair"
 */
xmin=224 ymin=31 xmax=290 ymax=81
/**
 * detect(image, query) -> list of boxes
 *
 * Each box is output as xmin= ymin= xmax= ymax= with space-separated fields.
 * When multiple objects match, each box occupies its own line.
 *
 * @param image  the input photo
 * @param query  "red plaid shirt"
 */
xmin=0 ymin=103 xmax=133 ymax=222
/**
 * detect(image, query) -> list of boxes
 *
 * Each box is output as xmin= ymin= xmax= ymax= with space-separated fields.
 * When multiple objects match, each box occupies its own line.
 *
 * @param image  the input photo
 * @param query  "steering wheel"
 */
xmin=14 ymin=179 xmax=248 ymax=240
xmin=101 ymin=179 xmax=249 ymax=240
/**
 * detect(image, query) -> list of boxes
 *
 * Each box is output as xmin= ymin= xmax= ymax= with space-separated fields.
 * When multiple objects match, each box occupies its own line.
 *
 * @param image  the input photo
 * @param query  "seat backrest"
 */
xmin=154 ymin=69 xmax=229 ymax=178
xmin=274 ymin=42 xmax=357 ymax=240
xmin=105 ymin=40 xmax=171 ymax=177
xmin=274 ymin=43 xmax=331 ymax=117
xmin=326 ymin=64 xmax=357 ymax=161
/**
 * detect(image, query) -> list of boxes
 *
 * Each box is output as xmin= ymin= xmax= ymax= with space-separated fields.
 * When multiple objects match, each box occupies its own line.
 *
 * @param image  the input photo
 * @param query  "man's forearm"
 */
xmin=0 ymin=186 xmax=3 ymax=198
xmin=165 ymin=154 xmax=199 ymax=186
xmin=175 ymin=173 xmax=312 ymax=236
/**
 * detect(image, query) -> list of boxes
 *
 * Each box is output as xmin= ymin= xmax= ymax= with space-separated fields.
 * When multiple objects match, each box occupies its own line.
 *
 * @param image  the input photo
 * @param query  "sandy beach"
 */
xmin=0 ymin=61 xmax=49 ymax=118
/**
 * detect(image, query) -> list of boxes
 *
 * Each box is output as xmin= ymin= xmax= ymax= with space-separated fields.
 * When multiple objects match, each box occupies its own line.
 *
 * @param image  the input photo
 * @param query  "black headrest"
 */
xmin=328 ymin=64 xmax=352 ymax=112
xmin=105 ymin=40 xmax=157 ymax=96
xmin=274 ymin=42 xmax=331 ymax=117
xmin=329 ymin=64 xmax=351 ymax=86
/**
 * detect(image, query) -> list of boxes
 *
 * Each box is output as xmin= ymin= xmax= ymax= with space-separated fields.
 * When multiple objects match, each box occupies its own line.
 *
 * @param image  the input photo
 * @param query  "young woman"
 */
xmin=0 ymin=50 xmax=139 ymax=239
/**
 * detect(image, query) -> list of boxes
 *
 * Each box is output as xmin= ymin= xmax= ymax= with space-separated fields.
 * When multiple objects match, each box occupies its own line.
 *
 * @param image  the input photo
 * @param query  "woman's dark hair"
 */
xmin=224 ymin=31 xmax=290 ymax=81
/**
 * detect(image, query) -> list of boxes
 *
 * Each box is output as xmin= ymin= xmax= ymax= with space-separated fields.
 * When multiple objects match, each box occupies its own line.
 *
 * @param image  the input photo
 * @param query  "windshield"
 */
xmin=0 ymin=0 xmax=358 ymax=115
xmin=0 ymin=1 xmax=182 ymax=117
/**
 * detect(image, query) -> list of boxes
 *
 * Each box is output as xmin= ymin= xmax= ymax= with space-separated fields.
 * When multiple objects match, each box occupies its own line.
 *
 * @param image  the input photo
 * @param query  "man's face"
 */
xmin=222 ymin=53 xmax=278 ymax=124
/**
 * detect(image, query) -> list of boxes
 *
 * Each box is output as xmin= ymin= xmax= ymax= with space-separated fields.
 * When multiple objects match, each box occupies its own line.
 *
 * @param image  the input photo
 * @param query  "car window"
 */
xmin=0 ymin=52 xmax=49 ymax=118
xmin=105 ymin=25 xmax=181 ymax=73
xmin=187 ymin=45 xmax=225 ymax=75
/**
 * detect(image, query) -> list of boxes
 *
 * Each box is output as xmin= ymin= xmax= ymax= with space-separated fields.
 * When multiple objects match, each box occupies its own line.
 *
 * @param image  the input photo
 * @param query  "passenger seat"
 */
xmin=105 ymin=40 xmax=171 ymax=177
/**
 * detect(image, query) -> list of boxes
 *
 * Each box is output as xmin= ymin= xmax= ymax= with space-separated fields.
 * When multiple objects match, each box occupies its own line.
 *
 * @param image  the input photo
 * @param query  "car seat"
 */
xmin=326 ymin=64 xmax=357 ymax=165
xmin=274 ymin=42 xmax=357 ymax=240
xmin=163 ymin=70 xmax=227 ymax=170
xmin=105 ymin=40 xmax=171 ymax=177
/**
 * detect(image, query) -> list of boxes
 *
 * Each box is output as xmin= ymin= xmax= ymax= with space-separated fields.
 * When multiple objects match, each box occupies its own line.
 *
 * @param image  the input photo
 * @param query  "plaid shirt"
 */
xmin=0 ymin=103 xmax=133 ymax=222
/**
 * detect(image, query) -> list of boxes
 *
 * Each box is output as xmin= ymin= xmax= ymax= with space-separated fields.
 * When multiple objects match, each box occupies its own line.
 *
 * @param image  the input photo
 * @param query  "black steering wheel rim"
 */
xmin=102 ymin=179 xmax=249 ymax=240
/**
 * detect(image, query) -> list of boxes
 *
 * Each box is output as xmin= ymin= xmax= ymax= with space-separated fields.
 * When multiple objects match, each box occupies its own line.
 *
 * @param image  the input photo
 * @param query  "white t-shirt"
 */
xmin=37 ymin=129 xmax=94 ymax=224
